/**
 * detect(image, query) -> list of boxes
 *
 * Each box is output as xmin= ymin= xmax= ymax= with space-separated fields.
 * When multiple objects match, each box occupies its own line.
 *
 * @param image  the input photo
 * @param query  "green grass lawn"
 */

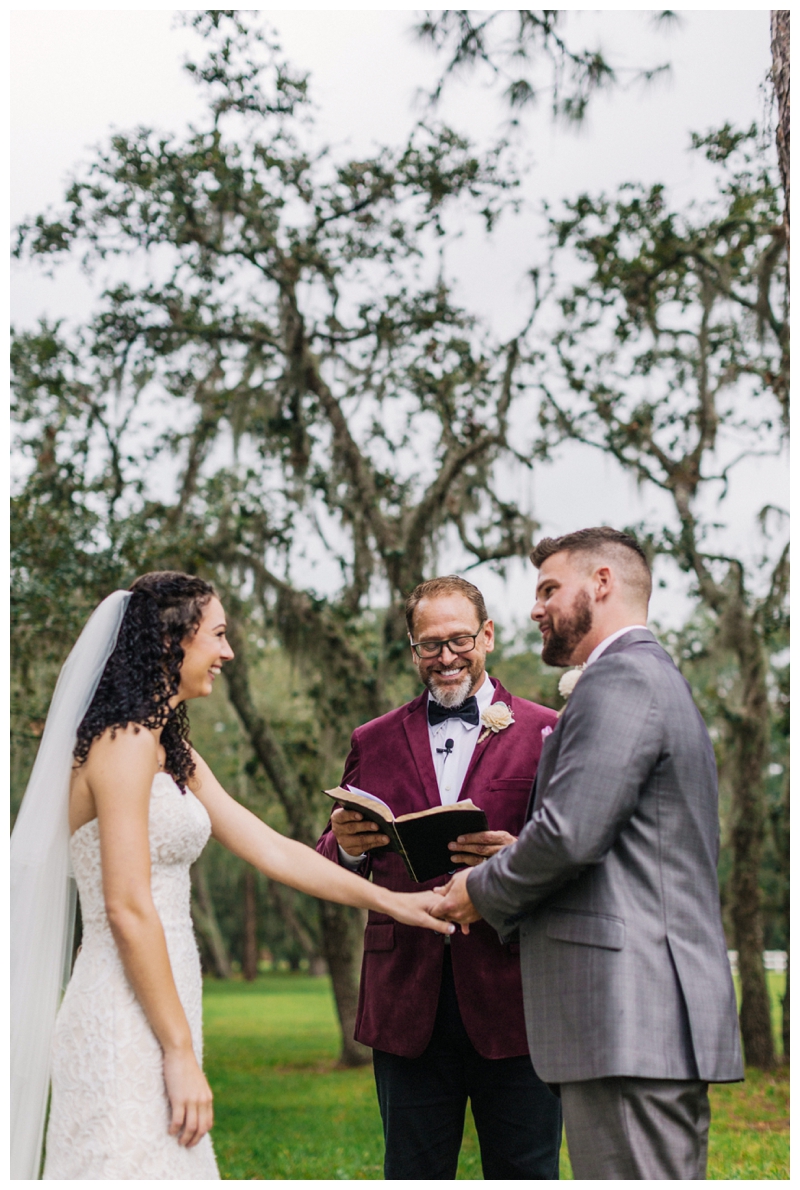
xmin=203 ymin=970 xmax=788 ymax=1179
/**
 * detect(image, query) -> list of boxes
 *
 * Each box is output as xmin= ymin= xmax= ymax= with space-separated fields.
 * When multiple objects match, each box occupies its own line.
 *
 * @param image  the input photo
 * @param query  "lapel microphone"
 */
xmin=436 ymin=738 xmax=454 ymax=757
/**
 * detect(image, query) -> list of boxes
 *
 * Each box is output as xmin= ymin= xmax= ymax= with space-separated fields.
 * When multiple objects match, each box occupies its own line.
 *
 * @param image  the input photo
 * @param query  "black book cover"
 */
xmin=323 ymin=785 xmax=487 ymax=883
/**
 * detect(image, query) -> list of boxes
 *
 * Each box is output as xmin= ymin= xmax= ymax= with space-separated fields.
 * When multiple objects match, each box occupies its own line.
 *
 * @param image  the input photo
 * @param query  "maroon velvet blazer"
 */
xmin=316 ymin=679 xmax=557 ymax=1059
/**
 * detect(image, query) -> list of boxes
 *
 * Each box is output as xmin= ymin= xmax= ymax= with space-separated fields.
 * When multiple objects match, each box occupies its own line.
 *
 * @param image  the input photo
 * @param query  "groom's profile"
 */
xmin=435 ymin=527 xmax=744 ymax=1180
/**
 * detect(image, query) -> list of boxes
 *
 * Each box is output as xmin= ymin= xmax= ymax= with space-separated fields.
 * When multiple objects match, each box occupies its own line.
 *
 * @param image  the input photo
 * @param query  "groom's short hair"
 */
xmin=405 ymin=576 xmax=488 ymax=635
xmin=531 ymin=527 xmax=652 ymax=603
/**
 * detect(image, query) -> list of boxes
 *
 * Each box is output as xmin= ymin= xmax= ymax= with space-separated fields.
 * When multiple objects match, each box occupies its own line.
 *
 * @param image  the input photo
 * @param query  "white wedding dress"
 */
xmin=43 ymin=772 xmax=220 ymax=1179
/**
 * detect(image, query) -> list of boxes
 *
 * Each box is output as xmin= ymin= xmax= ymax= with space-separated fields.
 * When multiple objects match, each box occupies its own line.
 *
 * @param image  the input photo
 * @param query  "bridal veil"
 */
xmin=11 ymin=591 xmax=132 ymax=1179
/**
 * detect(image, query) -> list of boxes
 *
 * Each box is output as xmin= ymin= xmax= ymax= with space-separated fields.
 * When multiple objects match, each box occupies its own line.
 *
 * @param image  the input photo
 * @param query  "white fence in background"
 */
xmin=727 ymin=950 xmax=787 ymax=973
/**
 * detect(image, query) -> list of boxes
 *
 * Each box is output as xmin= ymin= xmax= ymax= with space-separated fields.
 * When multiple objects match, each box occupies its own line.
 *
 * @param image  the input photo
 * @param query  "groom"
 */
xmin=433 ymin=527 xmax=743 ymax=1179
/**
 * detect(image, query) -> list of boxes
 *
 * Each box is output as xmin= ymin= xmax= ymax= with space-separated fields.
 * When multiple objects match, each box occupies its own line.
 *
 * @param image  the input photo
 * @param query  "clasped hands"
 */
xmin=430 ymin=869 xmax=481 ymax=932
xmin=331 ymin=807 xmax=513 ymax=932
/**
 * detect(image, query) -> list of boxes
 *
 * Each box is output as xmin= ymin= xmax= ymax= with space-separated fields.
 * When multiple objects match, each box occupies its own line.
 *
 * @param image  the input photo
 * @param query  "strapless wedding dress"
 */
xmin=43 ymin=773 xmax=220 ymax=1179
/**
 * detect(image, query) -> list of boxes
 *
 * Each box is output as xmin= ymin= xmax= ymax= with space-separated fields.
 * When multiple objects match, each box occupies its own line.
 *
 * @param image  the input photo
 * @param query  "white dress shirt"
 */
xmin=428 ymin=673 xmax=495 ymax=804
xmin=585 ymin=624 xmax=647 ymax=667
xmin=338 ymin=674 xmax=496 ymax=867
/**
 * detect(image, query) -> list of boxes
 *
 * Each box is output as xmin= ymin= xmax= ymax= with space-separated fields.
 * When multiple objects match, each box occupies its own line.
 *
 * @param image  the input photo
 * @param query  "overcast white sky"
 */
xmin=10 ymin=7 xmax=787 ymax=633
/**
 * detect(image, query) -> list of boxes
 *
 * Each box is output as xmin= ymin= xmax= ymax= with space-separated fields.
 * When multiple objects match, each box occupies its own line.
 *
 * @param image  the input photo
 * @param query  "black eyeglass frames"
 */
xmin=410 ymin=623 xmax=485 ymax=658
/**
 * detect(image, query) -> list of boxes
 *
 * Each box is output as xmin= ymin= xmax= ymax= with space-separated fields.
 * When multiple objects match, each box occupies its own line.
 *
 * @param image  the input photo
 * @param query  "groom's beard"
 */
xmin=541 ymin=591 xmax=593 ymax=666
xmin=424 ymin=656 xmax=483 ymax=708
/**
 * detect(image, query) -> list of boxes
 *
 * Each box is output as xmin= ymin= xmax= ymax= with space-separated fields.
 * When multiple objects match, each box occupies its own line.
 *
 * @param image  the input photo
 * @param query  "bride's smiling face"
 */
xmin=176 ymin=597 xmax=234 ymax=701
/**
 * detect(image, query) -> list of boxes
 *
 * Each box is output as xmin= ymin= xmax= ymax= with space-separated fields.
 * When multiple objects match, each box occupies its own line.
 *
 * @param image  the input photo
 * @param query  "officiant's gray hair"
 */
xmin=531 ymin=527 xmax=652 ymax=604
xmin=405 ymin=576 xmax=488 ymax=635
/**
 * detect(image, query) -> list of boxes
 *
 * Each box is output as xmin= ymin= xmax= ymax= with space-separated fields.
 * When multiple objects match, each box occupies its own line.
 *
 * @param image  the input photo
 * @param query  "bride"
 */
xmin=11 ymin=572 xmax=453 ymax=1179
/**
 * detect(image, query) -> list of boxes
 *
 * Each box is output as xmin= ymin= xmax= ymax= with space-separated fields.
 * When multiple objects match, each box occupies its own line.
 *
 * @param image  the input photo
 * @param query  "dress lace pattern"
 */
xmin=43 ymin=773 xmax=220 ymax=1179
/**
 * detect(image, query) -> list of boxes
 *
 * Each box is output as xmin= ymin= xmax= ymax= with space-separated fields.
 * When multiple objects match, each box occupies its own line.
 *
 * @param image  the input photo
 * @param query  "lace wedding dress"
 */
xmin=43 ymin=773 xmax=220 ymax=1179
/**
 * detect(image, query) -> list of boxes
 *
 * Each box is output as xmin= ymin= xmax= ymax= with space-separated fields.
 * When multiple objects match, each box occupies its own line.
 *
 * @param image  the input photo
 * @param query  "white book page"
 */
xmin=345 ymin=784 xmax=394 ymax=818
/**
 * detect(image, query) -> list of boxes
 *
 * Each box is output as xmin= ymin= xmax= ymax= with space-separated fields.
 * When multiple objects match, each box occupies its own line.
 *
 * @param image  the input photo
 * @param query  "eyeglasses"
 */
xmin=410 ymin=625 xmax=485 ymax=658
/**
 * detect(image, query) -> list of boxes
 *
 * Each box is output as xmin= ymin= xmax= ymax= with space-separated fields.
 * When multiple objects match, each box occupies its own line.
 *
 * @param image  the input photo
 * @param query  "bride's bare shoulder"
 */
xmin=78 ymin=723 xmax=160 ymax=774
xmin=70 ymin=725 xmax=159 ymax=831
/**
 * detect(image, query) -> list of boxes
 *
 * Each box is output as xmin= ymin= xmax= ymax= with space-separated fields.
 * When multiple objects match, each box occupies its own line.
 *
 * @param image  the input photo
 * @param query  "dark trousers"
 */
xmin=372 ymin=948 xmax=562 ymax=1179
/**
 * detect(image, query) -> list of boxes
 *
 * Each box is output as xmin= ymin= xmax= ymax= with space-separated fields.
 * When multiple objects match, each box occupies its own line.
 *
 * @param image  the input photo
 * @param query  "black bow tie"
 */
xmin=427 ymin=695 xmax=480 ymax=727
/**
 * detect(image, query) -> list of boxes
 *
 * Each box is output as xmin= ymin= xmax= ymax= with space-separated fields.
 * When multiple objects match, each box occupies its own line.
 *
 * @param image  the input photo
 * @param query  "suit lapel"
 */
xmin=460 ymin=678 xmax=509 ymax=802
xmin=402 ymin=696 xmax=441 ymax=809
xmin=523 ymin=629 xmax=659 ymax=820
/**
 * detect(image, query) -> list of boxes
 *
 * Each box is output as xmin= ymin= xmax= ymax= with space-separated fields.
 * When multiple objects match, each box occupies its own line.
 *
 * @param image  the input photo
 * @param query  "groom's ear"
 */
xmin=483 ymin=619 xmax=495 ymax=653
xmin=593 ymin=565 xmax=614 ymax=602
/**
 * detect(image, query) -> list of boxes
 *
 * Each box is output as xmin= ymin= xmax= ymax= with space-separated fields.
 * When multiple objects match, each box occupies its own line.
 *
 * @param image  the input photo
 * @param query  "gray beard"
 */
xmin=427 ymin=669 xmax=475 ymax=709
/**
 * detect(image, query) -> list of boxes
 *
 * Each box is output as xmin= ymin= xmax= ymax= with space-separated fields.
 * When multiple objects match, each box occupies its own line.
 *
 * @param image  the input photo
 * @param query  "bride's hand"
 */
xmin=382 ymin=890 xmax=456 ymax=935
xmin=163 ymin=1047 xmax=214 ymax=1147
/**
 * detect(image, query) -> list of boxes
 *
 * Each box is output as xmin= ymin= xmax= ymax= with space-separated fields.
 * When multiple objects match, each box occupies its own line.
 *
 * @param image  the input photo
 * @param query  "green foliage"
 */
xmin=541 ymin=124 xmax=787 ymax=465
xmin=10 ymin=12 xmax=535 ymax=814
xmin=492 ymin=625 xmax=561 ymax=710
xmin=416 ymin=11 xmax=667 ymax=123
xmin=187 ymin=642 xmax=339 ymax=970
xmin=659 ymin=612 xmax=789 ymax=952
xmin=11 ymin=10 xmax=537 ymax=708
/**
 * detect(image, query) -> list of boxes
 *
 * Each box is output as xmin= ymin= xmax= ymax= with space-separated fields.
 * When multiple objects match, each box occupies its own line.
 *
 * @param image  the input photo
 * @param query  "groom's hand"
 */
xmin=331 ymin=806 xmax=390 ymax=857
xmin=432 ymin=869 xmax=481 ymax=933
xmin=447 ymin=829 xmax=516 ymax=866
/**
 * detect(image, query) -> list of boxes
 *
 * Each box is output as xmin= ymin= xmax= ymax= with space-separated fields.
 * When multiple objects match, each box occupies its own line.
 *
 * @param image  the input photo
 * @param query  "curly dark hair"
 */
xmin=73 ymin=572 xmax=217 ymax=788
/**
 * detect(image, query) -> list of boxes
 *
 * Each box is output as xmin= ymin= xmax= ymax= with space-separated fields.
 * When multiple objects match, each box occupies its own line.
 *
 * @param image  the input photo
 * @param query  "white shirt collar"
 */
xmin=474 ymin=674 xmax=496 ymax=711
xmin=585 ymin=625 xmax=647 ymax=667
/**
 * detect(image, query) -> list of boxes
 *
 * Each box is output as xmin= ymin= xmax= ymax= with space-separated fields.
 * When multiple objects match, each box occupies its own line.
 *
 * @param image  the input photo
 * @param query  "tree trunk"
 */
xmin=726 ymin=606 xmax=776 ymax=1069
xmin=771 ymin=10 xmax=790 ymax=255
xmin=222 ymin=618 xmax=366 ymax=1062
xmin=191 ymin=855 xmax=233 ymax=979
xmin=243 ymin=868 xmax=258 ymax=982
xmin=782 ymin=954 xmax=789 ymax=1062
xmin=729 ymin=751 xmax=775 ymax=1070
xmin=318 ymin=899 xmax=372 ymax=1067
xmin=269 ymin=880 xmax=326 ymax=973
xmin=778 ymin=776 xmax=789 ymax=1061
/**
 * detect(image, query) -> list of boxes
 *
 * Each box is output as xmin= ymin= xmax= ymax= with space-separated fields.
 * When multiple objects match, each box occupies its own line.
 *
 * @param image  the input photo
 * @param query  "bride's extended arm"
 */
xmin=88 ymin=726 xmax=213 ymax=1148
xmin=189 ymin=751 xmax=454 ymax=934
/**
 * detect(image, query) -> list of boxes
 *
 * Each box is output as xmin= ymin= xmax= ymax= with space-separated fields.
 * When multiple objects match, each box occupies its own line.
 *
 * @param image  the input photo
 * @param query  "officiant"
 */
xmin=316 ymin=576 xmax=562 ymax=1180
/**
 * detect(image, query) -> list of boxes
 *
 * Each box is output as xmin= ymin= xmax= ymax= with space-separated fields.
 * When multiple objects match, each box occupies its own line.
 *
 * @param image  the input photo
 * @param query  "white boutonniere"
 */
xmin=478 ymin=701 xmax=515 ymax=744
xmin=557 ymin=665 xmax=586 ymax=717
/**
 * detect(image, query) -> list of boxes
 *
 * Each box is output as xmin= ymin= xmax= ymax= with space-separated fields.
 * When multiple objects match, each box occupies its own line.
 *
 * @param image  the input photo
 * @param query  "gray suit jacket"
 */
xmin=468 ymin=628 xmax=744 ymax=1084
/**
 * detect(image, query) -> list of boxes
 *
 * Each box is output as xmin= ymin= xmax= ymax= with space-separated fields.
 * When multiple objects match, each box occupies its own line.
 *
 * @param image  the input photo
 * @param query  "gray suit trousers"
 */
xmin=561 ymin=1077 xmax=710 ymax=1179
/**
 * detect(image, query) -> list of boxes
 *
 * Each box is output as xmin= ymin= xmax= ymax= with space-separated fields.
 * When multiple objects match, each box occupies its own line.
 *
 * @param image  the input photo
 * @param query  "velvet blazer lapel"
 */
xmin=460 ymin=678 xmax=512 ymax=802
xmin=401 ymin=694 xmax=441 ymax=810
xmin=400 ymin=678 xmax=514 ymax=809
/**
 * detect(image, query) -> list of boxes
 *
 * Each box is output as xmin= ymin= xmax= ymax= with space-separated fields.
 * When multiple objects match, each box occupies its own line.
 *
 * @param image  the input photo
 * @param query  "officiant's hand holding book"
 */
xmin=324 ymin=785 xmax=489 ymax=884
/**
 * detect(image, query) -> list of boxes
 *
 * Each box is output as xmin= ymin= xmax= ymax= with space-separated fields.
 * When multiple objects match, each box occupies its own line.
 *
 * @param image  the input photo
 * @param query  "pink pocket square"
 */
xmin=541 ymin=725 xmax=553 ymax=740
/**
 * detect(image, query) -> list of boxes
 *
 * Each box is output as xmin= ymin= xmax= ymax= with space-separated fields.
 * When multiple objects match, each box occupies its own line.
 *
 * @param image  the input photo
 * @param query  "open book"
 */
xmin=323 ymin=785 xmax=488 ymax=884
